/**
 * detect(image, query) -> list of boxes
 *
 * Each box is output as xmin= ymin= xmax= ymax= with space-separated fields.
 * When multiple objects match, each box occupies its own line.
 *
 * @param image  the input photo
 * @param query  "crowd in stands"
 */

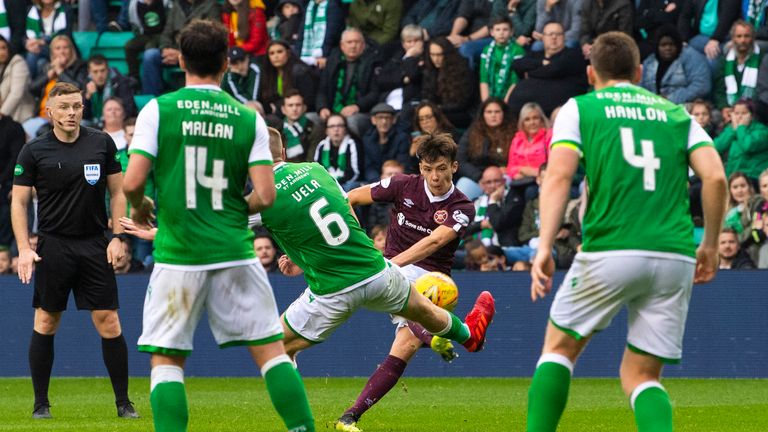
xmin=2 ymin=0 xmax=768 ymax=276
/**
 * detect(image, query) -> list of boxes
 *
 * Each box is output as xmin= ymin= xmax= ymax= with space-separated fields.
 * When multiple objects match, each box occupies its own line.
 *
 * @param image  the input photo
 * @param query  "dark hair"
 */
xmin=179 ymin=20 xmax=229 ymax=78
xmin=489 ymin=15 xmax=513 ymax=30
xmin=0 ymin=35 xmax=13 ymax=62
xmin=261 ymin=40 xmax=300 ymax=106
xmin=590 ymin=31 xmax=639 ymax=81
xmin=370 ymin=224 xmax=388 ymax=239
xmin=423 ymin=38 xmax=472 ymax=107
xmin=125 ymin=116 xmax=137 ymax=127
xmin=281 ymin=88 xmax=304 ymax=104
xmin=87 ymin=54 xmax=108 ymax=67
xmin=467 ymin=97 xmax=514 ymax=161
xmin=412 ymin=100 xmax=454 ymax=134
xmin=720 ymin=227 xmax=738 ymax=237
xmin=223 ymin=0 xmax=252 ymax=41
xmin=48 ymin=82 xmax=82 ymax=99
xmin=415 ymin=133 xmax=458 ymax=163
xmin=733 ymin=98 xmax=755 ymax=114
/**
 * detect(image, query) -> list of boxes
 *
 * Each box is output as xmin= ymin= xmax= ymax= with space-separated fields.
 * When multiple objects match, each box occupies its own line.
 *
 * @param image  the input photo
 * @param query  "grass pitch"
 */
xmin=0 ymin=377 xmax=766 ymax=431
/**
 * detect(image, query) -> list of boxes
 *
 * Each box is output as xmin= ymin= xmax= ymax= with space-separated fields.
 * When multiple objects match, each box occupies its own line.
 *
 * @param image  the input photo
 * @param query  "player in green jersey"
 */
xmin=122 ymin=20 xmax=314 ymax=432
xmin=259 ymin=128 xmax=496 ymax=370
xmin=527 ymin=32 xmax=728 ymax=432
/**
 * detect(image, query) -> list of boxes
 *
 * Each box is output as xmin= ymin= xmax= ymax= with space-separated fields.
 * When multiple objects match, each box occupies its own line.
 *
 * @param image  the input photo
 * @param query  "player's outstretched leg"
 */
xmin=460 ymin=291 xmax=495 ymax=352
xmin=527 ymin=353 xmax=573 ymax=432
xmin=336 ymin=327 xmax=421 ymax=430
xmin=150 ymin=363 xmax=188 ymax=432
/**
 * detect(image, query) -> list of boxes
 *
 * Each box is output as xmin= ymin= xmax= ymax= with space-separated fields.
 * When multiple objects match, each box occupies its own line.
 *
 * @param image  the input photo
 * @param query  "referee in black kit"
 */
xmin=11 ymin=82 xmax=139 ymax=419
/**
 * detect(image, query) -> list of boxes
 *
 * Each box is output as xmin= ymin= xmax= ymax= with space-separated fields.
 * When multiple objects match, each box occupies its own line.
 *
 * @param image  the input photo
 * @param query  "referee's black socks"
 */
xmin=29 ymin=331 xmax=55 ymax=407
xmin=102 ymin=334 xmax=130 ymax=405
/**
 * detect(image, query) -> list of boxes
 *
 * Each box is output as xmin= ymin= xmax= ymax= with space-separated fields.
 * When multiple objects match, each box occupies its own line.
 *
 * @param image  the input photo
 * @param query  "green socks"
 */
xmin=527 ymin=353 xmax=574 ymax=432
xmin=262 ymin=355 xmax=315 ymax=432
xmin=435 ymin=310 xmax=471 ymax=344
xmin=632 ymin=382 xmax=672 ymax=432
xmin=150 ymin=365 xmax=188 ymax=432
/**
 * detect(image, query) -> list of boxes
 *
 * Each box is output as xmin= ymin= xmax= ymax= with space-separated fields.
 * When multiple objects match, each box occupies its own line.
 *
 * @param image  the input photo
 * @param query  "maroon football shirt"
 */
xmin=370 ymin=174 xmax=475 ymax=274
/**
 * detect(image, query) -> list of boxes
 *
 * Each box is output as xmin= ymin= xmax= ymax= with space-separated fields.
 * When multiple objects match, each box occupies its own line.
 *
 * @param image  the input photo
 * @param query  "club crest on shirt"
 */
xmin=433 ymin=209 xmax=448 ymax=224
xmin=83 ymin=164 xmax=100 ymax=185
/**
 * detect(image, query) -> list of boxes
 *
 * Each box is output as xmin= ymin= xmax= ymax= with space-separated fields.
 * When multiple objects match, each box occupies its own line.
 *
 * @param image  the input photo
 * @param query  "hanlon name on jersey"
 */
xmin=604 ymin=105 xmax=668 ymax=122
xmin=182 ymin=121 xmax=234 ymax=139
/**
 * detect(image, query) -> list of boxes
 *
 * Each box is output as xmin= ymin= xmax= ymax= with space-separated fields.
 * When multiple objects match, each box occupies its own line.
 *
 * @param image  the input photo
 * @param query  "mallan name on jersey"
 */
xmin=181 ymin=121 xmax=234 ymax=139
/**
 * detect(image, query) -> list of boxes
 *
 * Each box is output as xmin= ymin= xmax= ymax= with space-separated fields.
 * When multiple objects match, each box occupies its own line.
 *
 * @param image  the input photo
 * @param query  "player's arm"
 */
xmin=247 ymin=165 xmax=276 ymax=214
xmin=530 ymin=146 xmax=579 ymax=301
xmin=689 ymin=145 xmax=727 ymax=283
xmin=347 ymin=184 xmax=374 ymax=206
xmin=123 ymin=153 xmax=155 ymax=225
xmin=391 ymin=225 xmax=457 ymax=267
xmin=124 ymin=99 xmax=157 ymax=225
xmin=11 ymin=185 xmax=40 ymax=284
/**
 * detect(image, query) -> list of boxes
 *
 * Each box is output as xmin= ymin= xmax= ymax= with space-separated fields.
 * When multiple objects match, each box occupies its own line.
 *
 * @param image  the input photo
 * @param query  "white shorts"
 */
xmin=137 ymin=263 xmax=283 ymax=356
xmin=284 ymin=264 xmax=411 ymax=343
xmin=549 ymin=251 xmax=695 ymax=363
xmin=391 ymin=264 xmax=429 ymax=328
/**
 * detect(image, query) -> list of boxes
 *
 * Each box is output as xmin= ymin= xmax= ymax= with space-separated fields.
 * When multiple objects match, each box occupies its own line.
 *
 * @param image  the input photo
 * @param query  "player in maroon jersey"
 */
xmin=335 ymin=134 xmax=481 ymax=432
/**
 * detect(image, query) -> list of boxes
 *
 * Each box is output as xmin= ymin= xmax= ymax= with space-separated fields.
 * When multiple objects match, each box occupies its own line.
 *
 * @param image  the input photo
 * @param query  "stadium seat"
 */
xmin=73 ymin=31 xmax=99 ymax=59
xmin=91 ymin=32 xmax=133 ymax=60
xmin=134 ymin=94 xmax=154 ymax=111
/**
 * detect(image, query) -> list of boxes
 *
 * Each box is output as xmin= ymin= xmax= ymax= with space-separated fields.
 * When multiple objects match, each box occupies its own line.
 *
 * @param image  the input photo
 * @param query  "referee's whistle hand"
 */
xmin=17 ymin=249 xmax=41 ymax=284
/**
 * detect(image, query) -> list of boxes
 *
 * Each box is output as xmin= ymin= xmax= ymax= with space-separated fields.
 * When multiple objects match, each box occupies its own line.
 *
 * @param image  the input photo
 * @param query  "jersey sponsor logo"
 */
xmin=83 ymin=164 xmax=101 ymax=185
xmin=398 ymin=212 xmax=433 ymax=234
xmin=433 ymin=210 xmax=448 ymax=224
xmin=403 ymin=198 xmax=414 ymax=208
xmin=14 ymin=164 xmax=23 ymax=176
xmin=380 ymin=176 xmax=392 ymax=188
xmin=452 ymin=210 xmax=470 ymax=226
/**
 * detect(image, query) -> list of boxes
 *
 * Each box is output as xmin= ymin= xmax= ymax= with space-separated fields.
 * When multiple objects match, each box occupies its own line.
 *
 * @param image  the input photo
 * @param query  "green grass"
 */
xmin=0 ymin=377 xmax=766 ymax=431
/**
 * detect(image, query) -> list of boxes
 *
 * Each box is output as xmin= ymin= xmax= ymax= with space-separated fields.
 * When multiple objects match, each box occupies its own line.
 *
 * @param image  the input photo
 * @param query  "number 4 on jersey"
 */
xmin=620 ymin=127 xmax=660 ymax=191
xmin=185 ymin=146 xmax=228 ymax=210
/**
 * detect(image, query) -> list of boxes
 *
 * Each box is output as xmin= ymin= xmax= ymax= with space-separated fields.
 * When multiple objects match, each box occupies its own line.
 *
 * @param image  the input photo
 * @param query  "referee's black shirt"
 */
xmin=13 ymin=127 xmax=123 ymax=237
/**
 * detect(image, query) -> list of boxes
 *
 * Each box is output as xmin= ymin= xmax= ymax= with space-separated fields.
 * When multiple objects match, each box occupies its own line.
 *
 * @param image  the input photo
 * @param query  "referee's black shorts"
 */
xmin=34 ymin=233 xmax=119 ymax=312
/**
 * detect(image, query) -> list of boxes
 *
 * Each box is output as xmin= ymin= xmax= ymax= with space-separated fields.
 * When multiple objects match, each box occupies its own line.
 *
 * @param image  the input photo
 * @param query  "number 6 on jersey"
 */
xmin=620 ymin=127 xmax=660 ymax=191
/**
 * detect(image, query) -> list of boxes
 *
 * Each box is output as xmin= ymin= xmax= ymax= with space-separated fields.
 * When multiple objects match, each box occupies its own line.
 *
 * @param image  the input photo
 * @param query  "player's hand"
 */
xmin=530 ymin=250 xmax=555 ymax=301
xmin=430 ymin=336 xmax=459 ymax=362
xmin=130 ymin=196 xmax=155 ymax=227
xmin=694 ymin=245 xmax=718 ymax=284
xmin=278 ymin=255 xmax=303 ymax=276
xmin=119 ymin=216 xmax=157 ymax=241
xmin=18 ymin=248 xmax=42 ymax=284
xmin=106 ymin=237 xmax=125 ymax=268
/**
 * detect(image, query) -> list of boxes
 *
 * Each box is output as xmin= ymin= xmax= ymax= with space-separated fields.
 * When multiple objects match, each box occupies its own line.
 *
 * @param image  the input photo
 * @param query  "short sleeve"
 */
xmin=370 ymin=173 xmax=410 ymax=203
xmin=446 ymin=201 xmax=475 ymax=235
xmin=249 ymin=113 xmax=273 ymax=166
xmin=550 ymin=98 xmax=582 ymax=156
xmin=13 ymin=144 xmax=36 ymax=187
xmin=687 ymin=117 xmax=714 ymax=153
xmin=129 ymin=98 xmax=159 ymax=160
xmin=105 ymin=134 xmax=122 ymax=175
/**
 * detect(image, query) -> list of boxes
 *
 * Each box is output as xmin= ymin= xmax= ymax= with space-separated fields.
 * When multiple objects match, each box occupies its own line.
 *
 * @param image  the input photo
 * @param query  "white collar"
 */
xmin=423 ymin=179 xmax=455 ymax=203
xmin=184 ymin=84 xmax=222 ymax=91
